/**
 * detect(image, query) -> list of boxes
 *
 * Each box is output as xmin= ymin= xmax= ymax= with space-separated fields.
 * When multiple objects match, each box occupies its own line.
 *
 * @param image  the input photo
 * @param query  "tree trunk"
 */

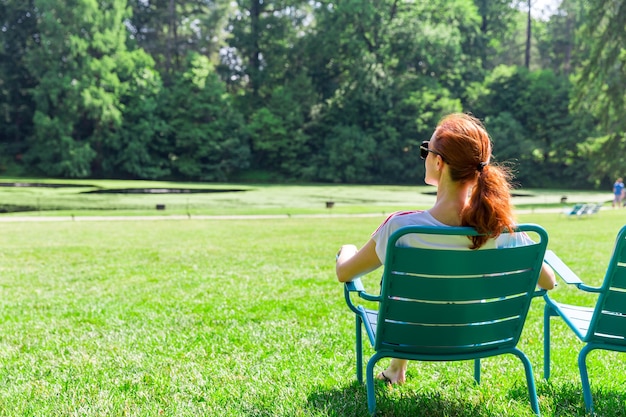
xmin=250 ymin=0 xmax=262 ymax=100
xmin=525 ymin=0 xmax=531 ymax=68
xmin=563 ymin=14 xmax=573 ymax=74
xmin=165 ymin=0 xmax=177 ymax=81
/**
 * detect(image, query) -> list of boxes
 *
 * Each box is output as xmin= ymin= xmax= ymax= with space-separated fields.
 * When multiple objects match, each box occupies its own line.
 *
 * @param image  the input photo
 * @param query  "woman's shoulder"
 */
xmin=373 ymin=210 xmax=428 ymax=235
xmin=495 ymin=230 xmax=534 ymax=248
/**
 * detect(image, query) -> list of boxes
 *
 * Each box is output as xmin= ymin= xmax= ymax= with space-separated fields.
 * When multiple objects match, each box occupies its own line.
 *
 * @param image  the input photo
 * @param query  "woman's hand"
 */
xmin=336 ymin=244 xmax=358 ymax=261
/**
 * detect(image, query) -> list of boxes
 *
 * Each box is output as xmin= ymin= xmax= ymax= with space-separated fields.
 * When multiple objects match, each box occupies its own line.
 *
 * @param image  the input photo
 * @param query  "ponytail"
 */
xmin=461 ymin=164 xmax=516 ymax=249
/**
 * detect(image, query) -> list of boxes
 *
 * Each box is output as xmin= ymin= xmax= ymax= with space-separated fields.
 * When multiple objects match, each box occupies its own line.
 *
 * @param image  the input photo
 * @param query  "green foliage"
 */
xmin=0 ymin=0 xmax=624 ymax=188
xmin=474 ymin=0 xmax=521 ymax=70
xmin=318 ymin=124 xmax=377 ymax=183
xmin=474 ymin=65 xmax=594 ymax=188
xmin=535 ymin=0 xmax=584 ymax=76
xmin=248 ymin=85 xmax=310 ymax=177
xmin=163 ymin=53 xmax=249 ymax=181
xmin=23 ymin=0 xmax=134 ymax=177
xmin=28 ymin=110 xmax=96 ymax=177
xmin=574 ymin=0 xmax=626 ymax=133
xmin=100 ymin=50 xmax=170 ymax=179
xmin=569 ymin=0 xmax=626 ymax=186
xmin=298 ymin=0 xmax=473 ymax=183
xmin=126 ymin=0 xmax=229 ymax=79
xmin=0 ymin=0 xmax=37 ymax=160
xmin=484 ymin=111 xmax=532 ymax=162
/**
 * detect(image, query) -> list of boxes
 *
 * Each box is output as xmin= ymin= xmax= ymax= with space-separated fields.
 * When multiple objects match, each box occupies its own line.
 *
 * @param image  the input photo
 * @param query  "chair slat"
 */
xmin=592 ymin=313 xmax=626 ymax=343
xmin=555 ymin=303 xmax=592 ymax=336
xmin=617 ymin=242 xmax=626 ymax=263
xmin=383 ymin=296 xmax=527 ymax=325
xmin=555 ymin=302 xmax=593 ymax=319
xmin=392 ymin=244 xmax=541 ymax=277
xmin=379 ymin=319 xmax=522 ymax=354
xmin=601 ymin=289 xmax=626 ymax=313
xmin=365 ymin=310 xmax=378 ymax=335
xmin=386 ymin=272 xmax=536 ymax=302
xmin=609 ymin=266 xmax=626 ymax=289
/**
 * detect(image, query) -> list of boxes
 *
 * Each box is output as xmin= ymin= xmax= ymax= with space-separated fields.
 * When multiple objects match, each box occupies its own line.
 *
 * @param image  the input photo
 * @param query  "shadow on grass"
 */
xmin=307 ymin=379 xmax=626 ymax=416
xmin=535 ymin=380 xmax=626 ymax=417
xmin=307 ymin=380 xmax=517 ymax=417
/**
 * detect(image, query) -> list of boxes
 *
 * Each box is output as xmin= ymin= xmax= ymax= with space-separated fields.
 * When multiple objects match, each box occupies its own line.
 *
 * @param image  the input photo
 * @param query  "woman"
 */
xmin=335 ymin=113 xmax=556 ymax=385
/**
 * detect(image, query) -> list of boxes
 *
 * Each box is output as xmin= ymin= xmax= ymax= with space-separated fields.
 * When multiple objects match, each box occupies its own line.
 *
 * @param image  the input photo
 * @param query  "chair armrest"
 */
xmin=577 ymin=283 xmax=603 ymax=293
xmin=344 ymin=277 xmax=380 ymax=301
xmin=345 ymin=277 xmax=365 ymax=293
xmin=543 ymin=250 xmax=602 ymax=293
xmin=343 ymin=277 xmax=380 ymax=314
xmin=544 ymin=250 xmax=583 ymax=285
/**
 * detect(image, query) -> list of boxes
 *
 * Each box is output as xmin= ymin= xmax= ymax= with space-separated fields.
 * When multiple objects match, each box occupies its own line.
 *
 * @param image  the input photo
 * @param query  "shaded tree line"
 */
xmin=0 ymin=0 xmax=623 ymax=189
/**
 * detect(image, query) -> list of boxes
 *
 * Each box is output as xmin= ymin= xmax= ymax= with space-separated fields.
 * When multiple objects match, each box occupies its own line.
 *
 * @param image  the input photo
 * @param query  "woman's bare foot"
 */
xmin=375 ymin=359 xmax=407 ymax=385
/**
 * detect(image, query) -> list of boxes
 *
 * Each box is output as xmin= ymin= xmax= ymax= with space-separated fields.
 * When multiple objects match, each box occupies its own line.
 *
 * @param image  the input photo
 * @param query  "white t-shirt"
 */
xmin=371 ymin=210 xmax=534 ymax=263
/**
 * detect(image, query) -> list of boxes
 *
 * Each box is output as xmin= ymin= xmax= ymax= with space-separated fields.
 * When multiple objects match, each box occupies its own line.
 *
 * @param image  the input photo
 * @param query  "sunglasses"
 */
xmin=420 ymin=141 xmax=446 ymax=161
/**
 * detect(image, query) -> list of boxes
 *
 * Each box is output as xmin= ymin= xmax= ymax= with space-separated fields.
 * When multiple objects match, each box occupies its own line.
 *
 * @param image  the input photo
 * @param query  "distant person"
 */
xmin=335 ymin=113 xmax=556 ymax=385
xmin=613 ymin=178 xmax=624 ymax=208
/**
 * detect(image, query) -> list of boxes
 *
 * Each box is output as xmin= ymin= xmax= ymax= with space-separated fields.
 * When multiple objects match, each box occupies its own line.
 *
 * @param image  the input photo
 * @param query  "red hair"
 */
xmin=431 ymin=113 xmax=516 ymax=249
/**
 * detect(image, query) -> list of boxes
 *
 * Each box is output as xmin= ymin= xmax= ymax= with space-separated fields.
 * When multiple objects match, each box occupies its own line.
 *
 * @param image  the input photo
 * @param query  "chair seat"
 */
xmin=361 ymin=307 xmax=378 ymax=345
xmin=550 ymin=301 xmax=593 ymax=340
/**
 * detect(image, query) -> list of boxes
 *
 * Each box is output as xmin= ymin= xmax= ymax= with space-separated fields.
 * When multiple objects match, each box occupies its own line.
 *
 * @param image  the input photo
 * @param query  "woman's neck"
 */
xmin=428 ymin=181 xmax=472 ymax=227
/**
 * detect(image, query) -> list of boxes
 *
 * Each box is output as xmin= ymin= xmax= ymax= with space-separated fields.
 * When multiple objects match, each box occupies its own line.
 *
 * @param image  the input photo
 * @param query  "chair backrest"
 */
xmin=375 ymin=224 xmax=548 ymax=356
xmin=586 ymin=225 xmax=626 ymax=345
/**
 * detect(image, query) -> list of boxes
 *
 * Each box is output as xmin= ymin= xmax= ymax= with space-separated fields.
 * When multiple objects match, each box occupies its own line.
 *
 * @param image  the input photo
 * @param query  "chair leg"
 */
xmin=365 ymin=353 xmax=383 ymax=415
xmin=578 ymin=345 xmax=595 ymax=413
xmin=356 ymin=315 xmax=363 ymax=383
xmin=473 ymin=358 xmax=481 ymax=384
xmin=511 ymin=348 xmax=541 ymax=416
xmin=543 ymin=303 xmax=555 ymax=380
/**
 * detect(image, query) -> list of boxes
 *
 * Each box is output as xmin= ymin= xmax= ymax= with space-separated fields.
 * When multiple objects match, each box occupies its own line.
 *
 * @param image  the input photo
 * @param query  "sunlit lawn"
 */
xmin=0 ymin=181 xmax=624 ymax=415
xmin=0 ymin=177 xmax=611 ymax=217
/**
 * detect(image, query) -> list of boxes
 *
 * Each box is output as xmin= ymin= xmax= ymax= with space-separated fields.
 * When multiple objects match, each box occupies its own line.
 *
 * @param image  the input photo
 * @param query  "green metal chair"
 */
xmin=543 ymin=225 xmax=626 ymax=413
xmin=344 ymin=224 xmax=548 ymax=415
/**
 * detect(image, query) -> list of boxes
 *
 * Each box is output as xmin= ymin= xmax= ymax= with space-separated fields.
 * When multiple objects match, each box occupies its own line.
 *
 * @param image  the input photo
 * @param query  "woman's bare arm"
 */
xmin=335 ymin=239 xmax=382 ymax=282
xmin=538 ymin=262 xmax=556 ymax=290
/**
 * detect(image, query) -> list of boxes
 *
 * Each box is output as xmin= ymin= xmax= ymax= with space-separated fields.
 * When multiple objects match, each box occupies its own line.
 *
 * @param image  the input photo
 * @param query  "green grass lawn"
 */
xmin=0 ymin=177 xmax=611 ymax=217
xmin=0 ymin=180 xmax=624 ymax=416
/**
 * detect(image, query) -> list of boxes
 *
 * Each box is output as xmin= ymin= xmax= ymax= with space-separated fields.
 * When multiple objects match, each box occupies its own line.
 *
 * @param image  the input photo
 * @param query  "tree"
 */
xmin=248 ymin=82 xmax=312 ymax=178
xmin=474 ymin=65 xmax=591 ymax=188
xmin=0 ymin=0 xmax=38 ymax=171
xmin=225 ymin=0 xmax=312 ymax=114
xmin=473 ymin=0 xmax=520 ymax=69
xmin=99 ymin=50 xmax=170 ymax=179
xmin=23 ymin=0 xmax=165 ymax=178
xmin=163 ymin=53 xmax=249 ymax=181
xmin=223 ymin=0 xmax=321 ymax=177
xmin=536 ymin=0 xmax=585 ymax=75
xmin=127 ymin=0 xmax=231 ymax=84
xmin=571 ymin=0 xmax=626 ymax=185
xmin=303 ymin=0 xmax=471 ymax=183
